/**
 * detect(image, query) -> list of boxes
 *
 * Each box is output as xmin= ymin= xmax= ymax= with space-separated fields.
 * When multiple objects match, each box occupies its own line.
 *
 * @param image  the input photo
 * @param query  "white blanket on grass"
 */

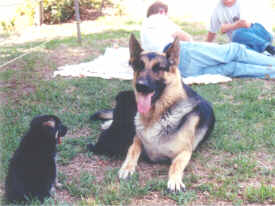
xmin=53 ymin=47 xmax=232 ymax=85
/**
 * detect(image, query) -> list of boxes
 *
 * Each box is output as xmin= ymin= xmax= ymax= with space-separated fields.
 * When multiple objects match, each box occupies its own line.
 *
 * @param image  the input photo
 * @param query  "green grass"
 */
xmin=245 ymin=184 xmax=275 ymax=204
xmin=64 ymin=171 xmax=97 ymax=198
xmin=0 ymin=18 xmax=274 ymax=205
xmin=62 ymin=169 xmax=151 ymax=205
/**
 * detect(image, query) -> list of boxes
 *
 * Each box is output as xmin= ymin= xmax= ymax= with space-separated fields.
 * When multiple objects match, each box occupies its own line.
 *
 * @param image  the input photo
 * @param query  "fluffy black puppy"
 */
xmin=5 ymin=115 xmax=67 ymax=204
xmin=88 ymin=90 xmax=137 ymax=157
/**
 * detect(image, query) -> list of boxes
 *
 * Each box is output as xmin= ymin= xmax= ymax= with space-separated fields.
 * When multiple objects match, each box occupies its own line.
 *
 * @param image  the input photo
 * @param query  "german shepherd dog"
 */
xmin=118 ymin=35 xmax=215 ymax=193
xmin=5 ymin=115 xmax=67 ymax=203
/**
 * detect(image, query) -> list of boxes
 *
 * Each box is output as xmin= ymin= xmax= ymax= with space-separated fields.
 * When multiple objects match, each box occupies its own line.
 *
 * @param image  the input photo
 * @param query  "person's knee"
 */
xmin=232 ymin=28 xmax=248 ymax=42
xmin=251 ymin=23 xmax=273 ymax=42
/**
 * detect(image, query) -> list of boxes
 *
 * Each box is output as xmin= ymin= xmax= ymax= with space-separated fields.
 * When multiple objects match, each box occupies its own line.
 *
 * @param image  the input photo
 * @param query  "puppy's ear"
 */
xmin=165 ymin=37 xmax=180 ymax=67
xmin=129 ymin=34 xmax=143 ymax=66
xmin=43 ymin=120 xmax=55 ymax=128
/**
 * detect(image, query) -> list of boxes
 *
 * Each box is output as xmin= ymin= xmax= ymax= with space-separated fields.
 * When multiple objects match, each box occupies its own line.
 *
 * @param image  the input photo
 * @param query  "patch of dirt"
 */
xmin=65 ymin=127 xmax=94 ymax=139
xmin=1 ymin=79 xmax=37 ymax=104
xmin=55 ymin=189 xmax=76 ymax=204
xmin=131 ymin=194 xmax=176 ymax=206
xmin=50 ymin=45 xmax=98 ymax=68
xmin=253 ymin=151 xmax=275 ymax=172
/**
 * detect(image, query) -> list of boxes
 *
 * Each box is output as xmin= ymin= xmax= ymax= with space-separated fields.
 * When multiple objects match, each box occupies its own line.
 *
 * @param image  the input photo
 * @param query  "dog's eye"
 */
xmin=131 ymin=60 xmax=144 ymax=71
xmin=153 ymin=63 xmax=169 ymax=72
xmin=152 ymin=63 xmax=160 ymax=72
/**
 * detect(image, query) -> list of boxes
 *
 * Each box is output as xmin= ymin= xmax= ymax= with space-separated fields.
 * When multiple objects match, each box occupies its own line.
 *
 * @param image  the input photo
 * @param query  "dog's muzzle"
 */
xmin=135 ymin=80 xmax=154 ymax=94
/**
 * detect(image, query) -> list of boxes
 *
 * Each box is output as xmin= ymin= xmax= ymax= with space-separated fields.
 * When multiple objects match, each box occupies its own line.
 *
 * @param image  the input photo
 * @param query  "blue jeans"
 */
xmin=176 ymin=42 xmax=275 ymax=78
xmin=231 ymin=23 xmax=273 ymax=53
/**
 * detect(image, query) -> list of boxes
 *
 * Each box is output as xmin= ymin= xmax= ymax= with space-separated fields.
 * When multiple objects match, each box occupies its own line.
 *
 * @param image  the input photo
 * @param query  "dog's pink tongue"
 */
xmin=137 ymin=93 xmax=154 ymax=114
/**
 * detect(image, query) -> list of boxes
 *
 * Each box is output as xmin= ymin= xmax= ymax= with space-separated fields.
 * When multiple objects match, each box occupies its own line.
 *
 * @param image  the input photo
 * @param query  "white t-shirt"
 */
xmin=141 ymin=14 xmax=181 ymax=52
xmin=209 ymin=0 xmax=241 ymax=40
xmin=209 ymin=0 xmax=273 ymax=40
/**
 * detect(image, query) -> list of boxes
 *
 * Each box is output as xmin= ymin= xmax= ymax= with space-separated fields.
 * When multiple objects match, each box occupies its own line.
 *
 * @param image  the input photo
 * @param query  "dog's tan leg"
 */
xmin=118 ymin=136 xmax=142 ymax=179
xmin=167 ymin=115 xmax=199 ymax=192
xmin=167 ymin=149 xmax=192 ymax=192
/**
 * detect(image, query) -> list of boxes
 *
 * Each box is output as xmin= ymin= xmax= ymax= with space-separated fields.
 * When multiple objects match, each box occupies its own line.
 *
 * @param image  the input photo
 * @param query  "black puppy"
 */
xmin=88 ymin=90 xmax=137 ymax=157
xmin=5 ymin=115 xmax=67 ymax=203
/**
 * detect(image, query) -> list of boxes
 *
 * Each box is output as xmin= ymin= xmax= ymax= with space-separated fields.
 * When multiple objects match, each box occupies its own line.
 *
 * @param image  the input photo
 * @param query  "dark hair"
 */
xmin=146 ymin=1 xmax=168 ymax=17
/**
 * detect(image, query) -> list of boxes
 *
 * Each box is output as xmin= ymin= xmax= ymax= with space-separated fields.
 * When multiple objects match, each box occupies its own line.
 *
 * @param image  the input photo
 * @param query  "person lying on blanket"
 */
xmin=141 ymin=1 xmax=275 ymax=79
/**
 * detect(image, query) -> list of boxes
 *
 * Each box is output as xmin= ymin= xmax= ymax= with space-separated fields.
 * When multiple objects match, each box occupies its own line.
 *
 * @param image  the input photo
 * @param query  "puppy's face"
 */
xmin=31 ymin=115 xmax=67 ymax=144
xmin=128 ymin=34 xmax=180 ymax=114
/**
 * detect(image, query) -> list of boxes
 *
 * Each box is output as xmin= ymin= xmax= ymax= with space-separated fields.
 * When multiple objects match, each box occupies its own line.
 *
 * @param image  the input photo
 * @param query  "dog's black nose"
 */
xmin=136 ymin=80 xmax=154 ymax=94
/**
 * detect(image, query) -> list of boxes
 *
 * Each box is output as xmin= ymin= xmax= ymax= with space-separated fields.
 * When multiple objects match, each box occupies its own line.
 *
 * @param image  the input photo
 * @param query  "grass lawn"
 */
xmin=0 ymin=16 xmax=275 ymax=205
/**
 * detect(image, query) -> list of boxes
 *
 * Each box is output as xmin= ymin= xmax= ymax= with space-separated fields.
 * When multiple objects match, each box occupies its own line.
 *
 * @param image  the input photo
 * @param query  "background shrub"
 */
xmin=13 ymin=0 xmax=121 ymax=25
xmin=43 ymin=0 xmax=75 ymax=24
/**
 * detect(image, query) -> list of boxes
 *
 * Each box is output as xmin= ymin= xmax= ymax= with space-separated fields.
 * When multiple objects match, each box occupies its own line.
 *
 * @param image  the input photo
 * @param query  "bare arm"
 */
xmin=221 ymin=20 xmax=251 ymax=33
xmin=172 ymin=30 xmax=193 ymax=42
xmin=206 ymin=32 xmax=216 ymax=42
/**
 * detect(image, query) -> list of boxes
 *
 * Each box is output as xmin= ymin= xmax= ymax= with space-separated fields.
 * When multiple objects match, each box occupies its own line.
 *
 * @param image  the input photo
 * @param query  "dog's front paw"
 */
xmin=167 ymin=177 xmax=186 ymax=193
xmin=118 ymin=166 xmax=135 ymax=179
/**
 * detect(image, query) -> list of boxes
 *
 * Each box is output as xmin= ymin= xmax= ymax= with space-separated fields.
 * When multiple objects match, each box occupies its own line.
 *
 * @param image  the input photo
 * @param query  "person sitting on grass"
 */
xmin=140 ymin=1 xmax=275 ymax=79
xmin=206 ymin=0 xmax=275 ymax=55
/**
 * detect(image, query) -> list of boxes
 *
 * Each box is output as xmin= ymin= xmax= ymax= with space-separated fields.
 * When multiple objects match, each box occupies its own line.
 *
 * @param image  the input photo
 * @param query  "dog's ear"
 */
xmin=164 ymin=37 xmax=180 ymax=67
xmin=129 ymin=34 xmax=143 ymax=65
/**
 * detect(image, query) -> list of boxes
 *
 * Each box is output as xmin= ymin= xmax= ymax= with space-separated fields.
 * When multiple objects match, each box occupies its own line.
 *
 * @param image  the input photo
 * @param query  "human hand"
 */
xmin=236 ymin=20 xmax=251 ymax=28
